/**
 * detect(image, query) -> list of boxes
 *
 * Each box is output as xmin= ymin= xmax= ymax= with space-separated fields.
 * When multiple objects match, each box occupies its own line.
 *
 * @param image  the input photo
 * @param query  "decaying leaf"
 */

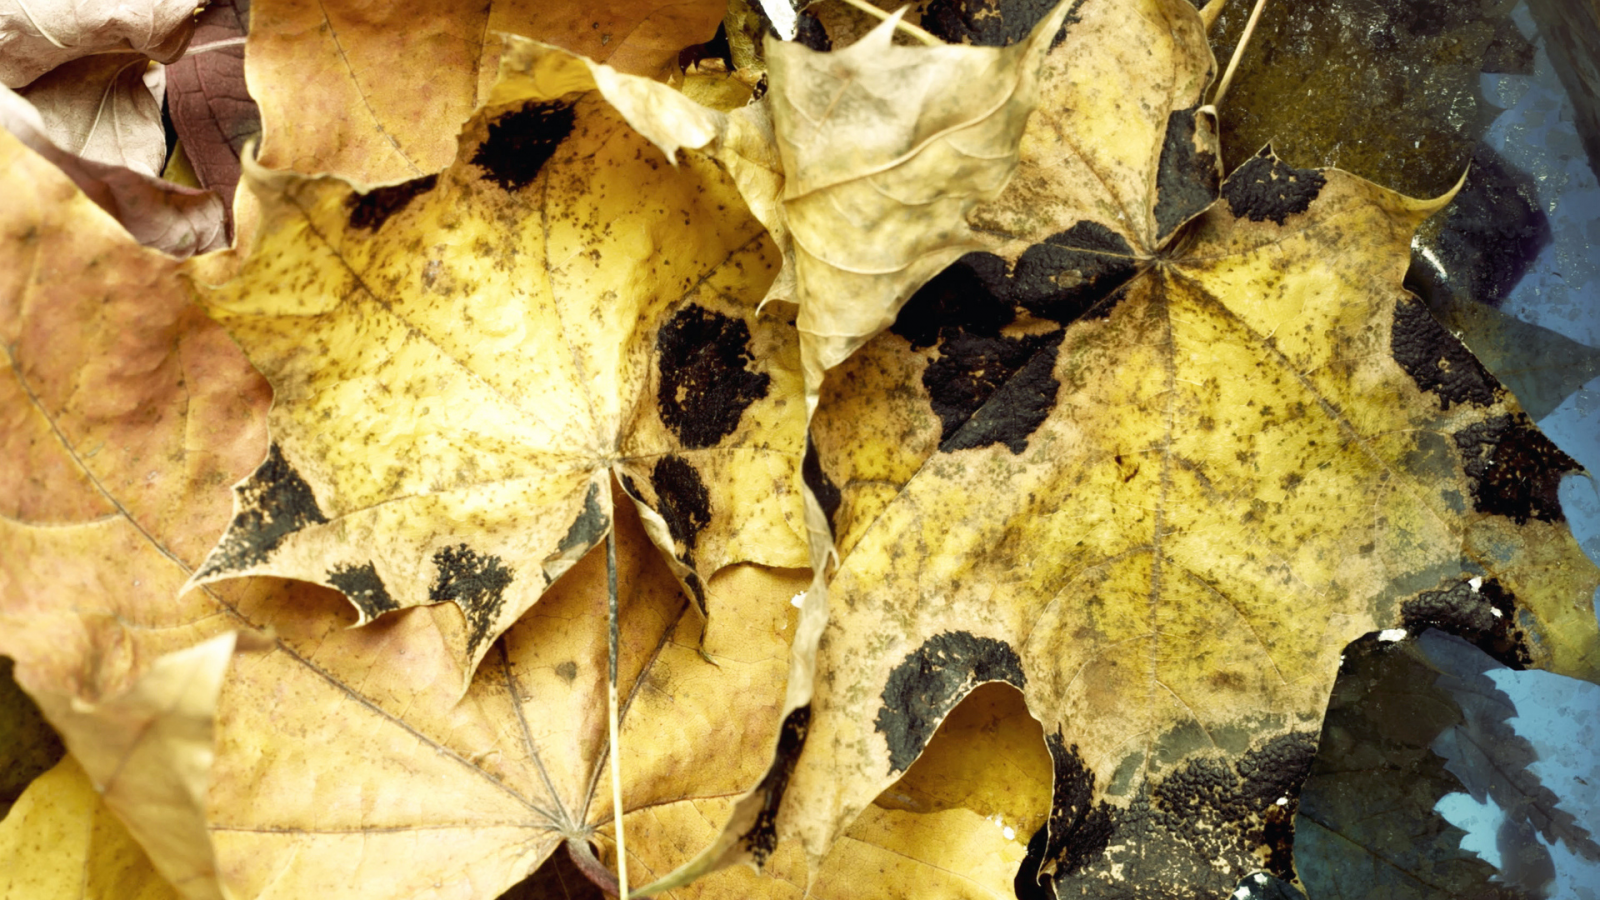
xmin=190 ymin=38 xmax=807 ymax=684
xmin=0 ymin=84 xmax=227 ymax=256
xmin=0 ymin=112 xmax=809 ymax=900
xmin=245 ymin=0 xmax=725 ymax=182
xmin=17 ymin=53 xmax=167 ymax=175
xmin=0 ymin=0 xmax=198 ymax=87
xmin=726 ymin=1 xmax=1600 ymax=897
xmin=166 ymin=0 xmax=259 ymax=213
xmin=0 ymin=755 xmax=182 ymax=900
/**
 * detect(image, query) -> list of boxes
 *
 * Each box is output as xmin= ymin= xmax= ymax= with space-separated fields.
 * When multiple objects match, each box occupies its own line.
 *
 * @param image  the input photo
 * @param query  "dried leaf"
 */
xmin=244 ymin=0 xmax=724 ymax=181
xmin=0 ymin=756 xmax=182 ymax=900
xmin=189 ymin=40 xmax=806 ymax=685
xmin=1 ymin=86 xmax=227 ymax=256
xmin=166 ymin=0 xmax=259 ymax=210
xmin=18 ymin=53 xmax=166 ymax=175
xmin=0 ymin=0 xmax=198 ymax=88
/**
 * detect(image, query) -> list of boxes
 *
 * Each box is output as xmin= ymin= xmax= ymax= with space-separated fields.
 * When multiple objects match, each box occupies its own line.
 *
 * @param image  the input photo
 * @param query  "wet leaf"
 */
xmin=0 ymin=0 xmax=198 ymax=88
xmin=190 ymin=39 xmax=807 ymax=683
xmin=747 ymin=0 xmax=1600 ymax=896
xmin=0 ymin=756 xmax=182 ymax=900
xmin=245 ymin=0 xmax=725 ymax=181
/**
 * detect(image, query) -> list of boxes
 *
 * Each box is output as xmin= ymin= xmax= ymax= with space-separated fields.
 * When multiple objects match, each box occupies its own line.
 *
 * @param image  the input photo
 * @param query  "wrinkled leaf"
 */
xmin=0 ymin=111 xmax=811 ymax=900
xmin=18 ymin=52 xmax=166 ymax=174
xmin=742 ymin=1 xmax=1600 ymax=895
xmin=166 ymin=0 xmax=259 ymax=213
xmin=1 ymin=86 xmax=227 ymax=255
xmin=0 ymin=0 xmax=198 ymax=87
xmin=190 ymin=38 xmax=807 ymax=684
xmin=0 ymin=756 xmax=182 ymax=900
xmin=245 ymin=0 xmax=725 ymax=181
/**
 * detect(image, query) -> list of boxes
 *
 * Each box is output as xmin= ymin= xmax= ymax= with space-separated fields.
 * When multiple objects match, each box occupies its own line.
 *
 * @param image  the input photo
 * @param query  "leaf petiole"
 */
xmin=606 ymin=516 xmax=629 ymax=900
xmin=1212 ymin=0 xmax=1269 ymax=108
xmin=833 ymin=0 xmax=942 ymax=46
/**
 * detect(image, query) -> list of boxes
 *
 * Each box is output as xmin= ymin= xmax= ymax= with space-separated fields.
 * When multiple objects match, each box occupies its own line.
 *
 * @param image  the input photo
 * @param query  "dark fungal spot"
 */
xmin=555 ymin=660 xmax=578 ymax=682
xmin=922 ymin=0 xmax=1078 ymax=48
xmin=1453 ymin=414 xmax=1580 ymax=523
xmin=1015 ymin=825 xmax=1054 ymax=900
xmin=682 ymin=570 xmax=707 ymax=616
xmin=471 ymin=101 xmax=575 ymax=192
xmin=1152 ymin=106 xmax=1220 ymax=241
xmin=802 ymin=436 xmax=842 ymax=538
xmin=931 ymin=331 xmax=1064 ymax=454
xmin=891 ymin=253 xmax=1017 ymax=349
xmin=876 ymin=632 xmax=1026 ymax=774
xmin=1391 ymin=297 xmax=1500 ymax=408
xmin=429 ymin=544 xmax=513 ymax=658
xmin=556 ymin=482 xmax=608 ymax=555
xmin=326 ymin=561 xmax=398 ymax=620
xmin=1040 ymin=733 xmax=1116 ymax=880
xmin=739 ymin=705 xmax=811 ymax=864
xmin=651 ymin=455 xmax=712 ymax=557
xmin=1403 ymin=577 xmax=1532 ymax=669
xmin=1221 ymin=148 xmax=1327 ymax=225
xmin=199 ymin=443 xmax=328 ymax=575
xmin=793 ymin=8 xmax=831 ymax=51
xmin=655 ymin=304 xmax=771 ymax=449
xmin=345 ymin=174 xmax=437 ymax=232
xmin=1010 ymin=223 xmax=1136 ymax=325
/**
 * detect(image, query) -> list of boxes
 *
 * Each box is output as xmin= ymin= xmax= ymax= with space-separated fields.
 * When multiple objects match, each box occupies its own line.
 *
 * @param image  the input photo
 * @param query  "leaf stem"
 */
xmin=1212 ymin=0 xmax=1269 ymax=109
xmin=834 ymin=0 xmax=942 ymax=46
xmin=606 ymin=519 xmax=629 ymax=900
xmin=566 ymin=838 xmax=621 ymax=897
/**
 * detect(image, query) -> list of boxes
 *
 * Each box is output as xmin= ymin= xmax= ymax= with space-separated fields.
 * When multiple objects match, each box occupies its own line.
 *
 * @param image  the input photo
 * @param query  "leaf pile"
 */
xmin=2 ymin=1 xmax=1598 ymax=899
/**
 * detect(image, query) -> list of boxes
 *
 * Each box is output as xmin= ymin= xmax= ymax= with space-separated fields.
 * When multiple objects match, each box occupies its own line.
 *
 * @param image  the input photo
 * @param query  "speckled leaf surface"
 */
xmin=779 ymin=14 xmax=1600 ymax=888
xmin=1 ymin=126 xmax=810 ymax=899
xmin=190 ymin=40 xmax=806 ymax=685
xmin=245 ymin=0 xmax=725 ymax=182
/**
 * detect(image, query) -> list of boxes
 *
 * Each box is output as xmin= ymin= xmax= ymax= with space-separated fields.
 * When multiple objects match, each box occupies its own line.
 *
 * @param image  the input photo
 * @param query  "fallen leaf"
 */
xmin=1 ymin=107 xmax=808 ymax=899
xmin=245 ymin=0 xmax=725 ymax=181
xmin=190 ymin=38 xmax=807 ymax=684
xmin=0 ymin=0 xmax=198 ymax=88
xmin=1 ymin=85 xmax=227 ymax=255
xmin=0 ymin=755 xmax=182 ymax=900
xmin=166 ymin=0 xmax=259 ymax=213
xmin=748 ymin=1 xmax=1600 ymax=896
xmin=17 ymin=52 xmax=167 ymax=174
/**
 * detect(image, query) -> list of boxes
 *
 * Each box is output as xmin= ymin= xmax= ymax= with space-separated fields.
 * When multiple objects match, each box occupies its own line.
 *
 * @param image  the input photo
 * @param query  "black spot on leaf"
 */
xmin=740 ymin=705 xmax=811 ymax=864
xmin=1015 ymin=824 xmax=1054 ymax=900
xmin=557 ymin=481 xmax=608 ymax=555
xmin=472 ymin=102 xmax=575 ymax=192
xmin=656 ymin=304 xmax=771 ymax=449
xmin=327 ymin=561 xmax=398 ymax=619
xmin=1010 ymin=223 xmax=1135 ymax=325
xmin=1391 ymin=297 xmax=1500 ymax=408
xmin=1453 ymin=414 xmax=1579 ymax=523
xmin=429 ymin=544 xmax=513 ymax=658
xmin=1152 ymin=106 xmax=1220 ymax=240
xmin=802 ymin=436 xmax=842 ymax=538
xmin=922 ymin=0 xmax=1077 ymax=47
xmin=345 ymin=174 xmax=437 ymax=231
xmin=1042 ymin=733 xmax=1116 ymax=879
xmin=1222 ymin=149 xmax=1327 ymax=225
xmin=200 ymin=443 xmax=328 ymax=575
xmin=931 ymin=331 xmax=1064 ymax=454
xmin=555 ymin=660 xmax=578 ymax=682
xmin=876 ymin=632 xmax=1025 ymax=774
xmin=1402 ymin=577 xmax=1531 ymax=669
xmin=891 ymin=253 xmax=1017 ymax=350
xmin=651 ymin=455 xmax=712 ymax=557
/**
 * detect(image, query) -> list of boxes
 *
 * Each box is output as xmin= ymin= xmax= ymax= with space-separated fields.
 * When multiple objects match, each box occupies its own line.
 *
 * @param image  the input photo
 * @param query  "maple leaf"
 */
xmin=187 ymin=39 xmax=808 ymax=684
xmin=0 ymin=0 xmax=199 ymax=88
xmin=0 ymin=119 xmax=812 ymax=899
xmin=711 ymin=0 xmax=1600 ymax=897
xmin=243 ymin=0 xmax=727 ymax=182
